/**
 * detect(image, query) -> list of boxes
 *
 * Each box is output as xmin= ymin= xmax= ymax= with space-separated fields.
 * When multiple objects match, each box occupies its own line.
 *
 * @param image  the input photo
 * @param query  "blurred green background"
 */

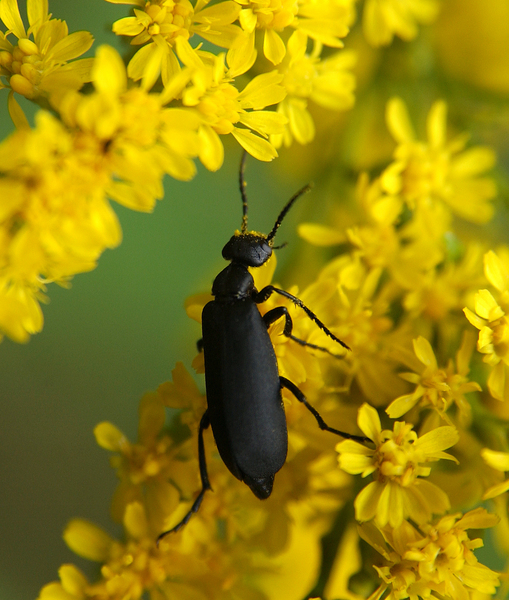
xmin=0 ymin=3 xmax=312 ymax=598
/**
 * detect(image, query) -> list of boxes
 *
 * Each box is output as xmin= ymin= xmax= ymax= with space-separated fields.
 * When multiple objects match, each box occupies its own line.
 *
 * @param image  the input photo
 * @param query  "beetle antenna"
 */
xmin=266 ymin=183 xmax=312 ymax=245
xmin=239 ymin=151 xmax=249 ymax=233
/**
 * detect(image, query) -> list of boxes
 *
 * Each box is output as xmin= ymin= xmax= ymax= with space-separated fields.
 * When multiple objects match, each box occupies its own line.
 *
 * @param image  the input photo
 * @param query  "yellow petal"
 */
xmin=94 ymin=421 xmax=127 ymax=451
xmin=427 ymin=100 xmax=447 ymax=149
xmin=58 ymin=564 xmax=88 ymax=596
xmin=232 ymin=126 xmax=278 ymax=161
xmin=124 ymin=502 xmax=148 ymax=539
xmin=357 ymin=403 xmax=380 ymax=442
xmin=484 ymin=250 xmax=509 ymax=292
xmin=92 ymin=45 xmax=126 ymax=95
xmin=413 ymin=336 xmax=437 ymax=369
xmin=386 ymin=97 xmax=414 ymax=143
xmin=263 ymin=28 xmax=286 ymax=65
xmin=239 ymin=109 xmax=286 ymax=136
xmin=298 ymin=223 xmax=346 ymax=246
xmin=354 ymin=481 xmax=383 ymax=522
xmin=198 ymin=124 xmax=224 ymax=171
xmin=7 ymin=90 xmax=29 ymax=128
xmin=46 ymin=30 xmax=94 ymax=62
xmin=63 ymin=519 xmax=112 ymax=562
xmin=415 ymin=425 xmax=459 ymax=455
xmin=27 ymin=0 xmax=48 ymax=30
xmin=0 ymin=0 xmax=26 ymax=38
xmin=238 ymin=70 xmax=286 ymax=109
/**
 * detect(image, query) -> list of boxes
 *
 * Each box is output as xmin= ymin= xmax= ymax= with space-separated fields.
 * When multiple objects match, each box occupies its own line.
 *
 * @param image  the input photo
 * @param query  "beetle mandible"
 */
xmin=157 ymin=153 xmax=369 ymax=543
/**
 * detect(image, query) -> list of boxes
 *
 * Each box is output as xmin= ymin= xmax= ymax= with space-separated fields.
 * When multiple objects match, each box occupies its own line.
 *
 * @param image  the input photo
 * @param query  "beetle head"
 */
xmin=222 ymin=232 xmax=272 ymax=267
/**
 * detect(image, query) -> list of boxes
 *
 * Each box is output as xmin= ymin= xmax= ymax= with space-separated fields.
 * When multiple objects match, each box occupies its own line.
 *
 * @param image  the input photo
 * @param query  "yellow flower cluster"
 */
xmin=0 ymin=0 xmax=507 ymax=598
xmin=0 ymin=0 xmax=361 ymax=341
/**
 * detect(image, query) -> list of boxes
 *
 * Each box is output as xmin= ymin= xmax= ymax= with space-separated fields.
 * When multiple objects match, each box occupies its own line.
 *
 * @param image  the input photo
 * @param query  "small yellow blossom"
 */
xmin=482 ymin=449 xmax=509 ymax=500
xmin=0 ymin=45 xmax=202 ymax=341
xmin=360 ymin=508 xmax=500 ymax=600
xmin=337 ymin=403 xmax=458 ymax=527
xmin=106 ymin=0 xmax=242 ymax=88
xmin=381 ymin=97 xmax=497 ymax=225
xmin=0 ymin=0 xmax=93 ymax=112
xmin=167 ymin=51 xmax=287 ymax=169
xmin=464 ymin=249 xmax=509 ymax=402
xmin=270 ymin=31 xmax=356 ymax=148
xmin=387 ymin=333 xmax=480 ymax=423
xmin=231 ymin=0 xmax=353 ymax=66
xmin=362 ymin=0 xmax=440 ymax=47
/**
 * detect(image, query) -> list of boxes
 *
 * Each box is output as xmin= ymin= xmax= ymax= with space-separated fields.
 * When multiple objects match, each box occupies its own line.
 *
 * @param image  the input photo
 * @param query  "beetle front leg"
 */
xmin=254 ymin=285 xmax=350 ymax=350
xmin=156 ymin=411 xmax=212 ymax=544
xmin=279 ymin=377 xmax=371 ymax=444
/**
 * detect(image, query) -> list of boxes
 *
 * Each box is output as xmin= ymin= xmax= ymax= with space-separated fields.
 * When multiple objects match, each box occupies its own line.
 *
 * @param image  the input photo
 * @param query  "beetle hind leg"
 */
xmin=279 ymin=377 xmax=371 ymax=444
xmin=156 ymin=411 xmax=212 ymax=545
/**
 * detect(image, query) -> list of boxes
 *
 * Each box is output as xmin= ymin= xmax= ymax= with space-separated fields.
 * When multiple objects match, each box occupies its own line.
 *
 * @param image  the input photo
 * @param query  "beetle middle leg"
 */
xmin=156 ymin=411 xmax=213 ymax=544
xmin=280 ymin=376 xmax=370 ymax=444
xmin=262 ymin=306 xmax=345 ymax=358
xmin=254 ymin=285 xmax=350 ymax=350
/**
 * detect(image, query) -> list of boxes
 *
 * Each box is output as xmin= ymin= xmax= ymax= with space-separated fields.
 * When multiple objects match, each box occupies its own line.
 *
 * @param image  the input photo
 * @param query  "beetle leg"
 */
xmin=197 ymin=338 xmax=204 ymax=352
xmin=262 ymin=306 xmax=345 ymax=358
xmin=279 ymin=377 xmax=371 ymax=444
xmin=156 ymin=411 xmax=213 ymax=544
xmin=254 ymin=285 xmax=350 ymax=350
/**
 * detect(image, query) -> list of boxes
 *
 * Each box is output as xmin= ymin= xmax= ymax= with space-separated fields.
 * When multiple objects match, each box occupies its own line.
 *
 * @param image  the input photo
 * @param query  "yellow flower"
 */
xmin=106 ymin=0 xmax=242 ymax=88
xmin=231 ymin=0 xmax=353 ymax=66
xmin=387 ymin=333 xmax=480 ymax=424
xmin=464 ymin=250 xmax=509 ymax=401
xmin=270 ymin=31 xmax=356 ymax=148
xmin=0 ymin=0 xmax=93 ymax=112
xmin=360 ymin=508 xmax=500 ymax=600
xmin=337 ymin=403 xmax=458 ymax=527
xmin=0 ymin=45 xmax=202 ymax=341
xmin=381 ymin=97 xmax=497 ymax=225
xmin=362 ymin=0 xmax=440 ymax=47
xmin=38 ymin=564 xmax=88 ymax=600
xmin=481 ymin=449 xmax=509 ymax=500
xmin=167 ymin=51 xmax=287 ymax=169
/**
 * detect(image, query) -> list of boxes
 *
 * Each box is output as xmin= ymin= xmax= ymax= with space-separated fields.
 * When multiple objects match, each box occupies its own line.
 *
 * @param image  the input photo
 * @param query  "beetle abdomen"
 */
xmin=202 ymin=299 xmax=288 ymax=496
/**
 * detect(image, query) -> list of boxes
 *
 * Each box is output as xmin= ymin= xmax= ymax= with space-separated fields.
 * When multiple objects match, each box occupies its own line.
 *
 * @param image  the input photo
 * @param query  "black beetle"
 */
xmin=157 ymin=154 xmax=368 ymax=543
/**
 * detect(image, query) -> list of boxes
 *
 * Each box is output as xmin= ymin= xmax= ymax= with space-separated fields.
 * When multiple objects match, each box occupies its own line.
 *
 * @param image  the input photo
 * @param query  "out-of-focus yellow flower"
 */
xmin=106 ymin=0 xmax=242 ymax=88
xmin=0 ymin=0 xmax=93 ymax=117
xmin=360 ymin=508 xmax=500 ymax=600
xmin=337 ymin=403 xmax=458 ymax=527
xmin=381 ymin=97 xmax=497 ymax=225
xmin=481 ymin=449 xmax=509 ymax=500
xmin=387 ymin=333 xmax=480 ymax=424
xmin=231 ymin=0 xmax=353 ymax=66
xmin=0 ymin=45 xmax=203 ymax=341
xmin=271 ymin=31 xmax=356 ymax=148
xmin=166 ymin=51 xmax=287 ymax=169
xmin=464 ymin=249 xmax=509 ymax=402
xmin=362 ymin=0 xmax=440 ymax=47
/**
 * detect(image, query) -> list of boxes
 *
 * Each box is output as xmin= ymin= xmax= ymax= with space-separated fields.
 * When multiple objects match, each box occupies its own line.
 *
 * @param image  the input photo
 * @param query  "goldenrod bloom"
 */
xmin=106 ymin=0 xmax=242 ymax=88
xmin=362 ymin=0 xmax=440 ymax=47
xmin=231 ymin=0 xmax=353 ymax=66
xmin=360 ymin=509 xmax=500 ymax=600
xmin=381 ymin=98 xmax=497 ymax=225
xmin=387 ymin=333 xmax=480 ymax=423
xmin=482 ymin=449 xmax=509 ymax=499
xmin=271 ymin=31 xmax=356 ymax=148
xmin=167 ymin=51 xmax=287 ymax=169
xmin=464 ymin=250 xmax=509 ymax=401
xmin=337 ymin=404 xmax=458 ymax=527
xmin=0 ymin=0 xmax=93 ymax=115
